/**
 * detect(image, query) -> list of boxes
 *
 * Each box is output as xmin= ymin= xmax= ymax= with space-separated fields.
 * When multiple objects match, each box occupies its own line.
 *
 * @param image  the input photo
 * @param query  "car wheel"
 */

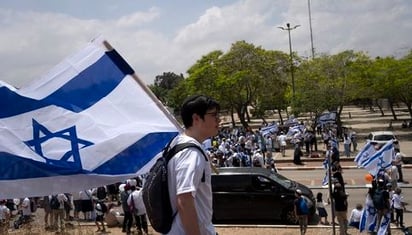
xmin=282 ymin=207 xmax=298 ymax=225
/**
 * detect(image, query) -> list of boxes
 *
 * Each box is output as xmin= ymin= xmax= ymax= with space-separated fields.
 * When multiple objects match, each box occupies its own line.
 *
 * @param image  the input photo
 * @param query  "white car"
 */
xmin=366 ymin=131 xmax=399 ymax=149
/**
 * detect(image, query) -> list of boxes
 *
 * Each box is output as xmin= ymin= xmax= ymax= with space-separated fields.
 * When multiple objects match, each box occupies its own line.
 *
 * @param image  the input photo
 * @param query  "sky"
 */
xmin=1 ymin=0 xmax=411 ymax=88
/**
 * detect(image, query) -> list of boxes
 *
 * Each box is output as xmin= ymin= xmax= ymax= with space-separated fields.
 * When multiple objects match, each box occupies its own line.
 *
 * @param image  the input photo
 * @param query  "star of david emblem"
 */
xmin=367 ymin=205 xmax=376 ymax=215
xmin=25 ymin=119 xmax=94 ymax=169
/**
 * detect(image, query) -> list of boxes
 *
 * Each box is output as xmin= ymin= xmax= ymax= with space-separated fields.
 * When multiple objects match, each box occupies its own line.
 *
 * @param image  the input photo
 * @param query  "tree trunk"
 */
xmin=277 ymin=108 xmax=284 ymax=125
xmin=246 ymin=108 xmax=251 ymax=123
xmin=261 ymin=116 xmax=267 ymax=126
xmin=312 ymin=115 xmax=319 ymax=152
xmin=337 ymin=105 xmax=344 ymax=139
xmin=375 ymin=101 xmax=385 ymax=117
xmin=406 ymin=102 xmax=412 ymax=119
xmin=236 ymin=106 xmax=249 ymax=130
xmin=230 ymin=108 xmax=236 ymax=127
xmin=388 ymin=99 xmax=398 ymax=120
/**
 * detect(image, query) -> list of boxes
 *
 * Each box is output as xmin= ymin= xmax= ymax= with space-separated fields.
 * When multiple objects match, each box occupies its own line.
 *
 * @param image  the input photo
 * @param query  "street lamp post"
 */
xmin=278 ymin=23 xmax=300 ymax=100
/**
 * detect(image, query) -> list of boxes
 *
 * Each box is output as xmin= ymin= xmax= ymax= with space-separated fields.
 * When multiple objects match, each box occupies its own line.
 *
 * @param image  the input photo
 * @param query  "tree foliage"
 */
xmin=151 ymin=42 xmax=412 ymax=129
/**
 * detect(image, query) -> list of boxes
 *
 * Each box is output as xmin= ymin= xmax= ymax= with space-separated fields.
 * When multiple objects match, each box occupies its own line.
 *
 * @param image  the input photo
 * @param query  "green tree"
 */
xmin=148 ymin=72 xmax=184 ymax=107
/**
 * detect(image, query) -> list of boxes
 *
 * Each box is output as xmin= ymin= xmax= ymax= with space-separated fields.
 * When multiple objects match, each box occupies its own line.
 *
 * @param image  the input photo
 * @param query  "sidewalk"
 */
xmin=271 ymin=148 xmax=412 ymax=189
xmin=272 ymin=147 xmax=412 ymax=170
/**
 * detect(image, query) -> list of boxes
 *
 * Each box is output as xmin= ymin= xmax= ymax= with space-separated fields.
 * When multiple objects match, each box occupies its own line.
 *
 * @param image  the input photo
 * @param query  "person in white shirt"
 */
xmin=277 ymin=132 xmax=287 ymax=157
xmin=127 ymin=185 xmax=148 ymax=235
xmin=79 ymin=189 xmax=93 ymax=221
xmin=252 ymin=149 xmax=265 ymax=168
xmin=94 ymin=199 xmax=107 ymax=232
xmin=389 ymin=164 xmax=399 ymax=189
xmin=343 ymin=133 xmax=351 ymax=158
xmin=393 ymin=149 xmax=405 ymax=183
xmin=349 ymin=204 xmax=363 ymax=229
xmin=166 ymin=95 xmax=219 ymax=235
xmin=21 ymin=197 xmax=31 ymax=222
xmin=0 ymin=200 xmax=10 ymax=234
xmin=392 ymin=187 xmax=405 ymax=228
xmin=51 ymin=194 xmax=68 ymax=232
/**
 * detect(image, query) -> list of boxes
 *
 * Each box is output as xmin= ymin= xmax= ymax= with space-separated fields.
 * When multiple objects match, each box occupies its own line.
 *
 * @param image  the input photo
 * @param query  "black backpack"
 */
xmin=97 ymin=186 xmax=107 ymax=200
xmin=50 ymin=195 xmax=60 ymax=210
xmin=372 ymin=188 xmax=386 ymax=210
xmin=142 ymin=140 xmax=207 ymax=234
xmin=232 ymin=154 xmax=241 ymax=167
xmin=98 ymin=201 xmax=108 ymax=213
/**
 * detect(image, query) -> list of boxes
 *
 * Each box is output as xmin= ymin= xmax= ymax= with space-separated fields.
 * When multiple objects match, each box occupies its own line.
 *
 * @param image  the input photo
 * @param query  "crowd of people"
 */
xmin=204 ymin=120 xmax=347 ymax=172
xmin=316 ymin=134 xmax=408 ymax=235
xmin=1 ymin=177 xmax=149 ymax=234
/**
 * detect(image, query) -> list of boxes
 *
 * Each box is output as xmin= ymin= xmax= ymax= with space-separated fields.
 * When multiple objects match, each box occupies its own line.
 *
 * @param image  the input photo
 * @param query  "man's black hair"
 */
xmin=180 ymin=95 xmax=220 ymax=128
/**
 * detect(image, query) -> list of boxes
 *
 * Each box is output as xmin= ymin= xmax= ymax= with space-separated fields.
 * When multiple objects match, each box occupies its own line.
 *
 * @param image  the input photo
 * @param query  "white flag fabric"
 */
xmin=0 ymin=38 xmax=179 ymax=199
xmin=359 ymin=200 xmax=377 ymax=233
xmin=361 ymin=140 xmax=394 ymax=176
xmin=377 ymin=211 xmax=391 ymax=235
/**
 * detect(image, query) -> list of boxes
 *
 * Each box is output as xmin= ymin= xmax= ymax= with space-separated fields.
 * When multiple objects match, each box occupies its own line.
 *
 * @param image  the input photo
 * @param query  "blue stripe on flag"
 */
xmin=0 ymin=51 xmax=129 ymax=118
xmin=93 ymin=132 xmax=178 ymax=174
xmin=361 ymin=141 xmax=393 ymax=167
xmin=0 ymin=132 xmax=178 ymax=179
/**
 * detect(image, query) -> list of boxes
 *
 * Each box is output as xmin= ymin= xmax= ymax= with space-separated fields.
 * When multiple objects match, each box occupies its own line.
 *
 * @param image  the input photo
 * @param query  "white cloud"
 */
xmin=0 ymin=0 xmax=411 ymax=89
xmin=115 ymin=7 xmax=160 ymax=28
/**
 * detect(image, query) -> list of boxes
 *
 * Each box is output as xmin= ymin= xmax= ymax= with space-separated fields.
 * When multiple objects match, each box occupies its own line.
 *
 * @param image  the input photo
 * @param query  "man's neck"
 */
xmin=184 ymin=129 xmax=204 ymax=143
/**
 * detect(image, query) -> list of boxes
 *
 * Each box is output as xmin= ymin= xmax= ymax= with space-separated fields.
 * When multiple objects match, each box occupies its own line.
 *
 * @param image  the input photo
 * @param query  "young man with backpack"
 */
xmin=95 ymin=199 xmax=107 ymax=232
xmin=294 ymin=189 xmax=309 ymax=235
xmin=164 ymin=95 xmax=220 ymax=235
xmin=332 ymin=183 xmax=348 ymax=235
xmin=50 ymin=194 xmax=68 ymax=233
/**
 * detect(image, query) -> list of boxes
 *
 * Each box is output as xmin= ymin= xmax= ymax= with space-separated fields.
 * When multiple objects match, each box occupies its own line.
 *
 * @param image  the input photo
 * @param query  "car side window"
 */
xmin=252 ymin=175 xmax=280 ymax=192
xmin=212 ymin=175 xmax=252 ymax=192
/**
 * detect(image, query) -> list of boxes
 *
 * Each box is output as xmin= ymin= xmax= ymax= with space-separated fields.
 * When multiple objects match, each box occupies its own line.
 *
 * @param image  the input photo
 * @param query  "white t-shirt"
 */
xmin=166 ymin=134 xmax=215 ymax=235
xmin=394 ymin=152 xmax=403 ymax=166
xmin=21 ymin=198 xmax=31 ymax=216
xmin=0 ymin=205 xmax=10 ymax=220
xmin=349 ymin=208 xmax=362 ymax=223
xmin=392 ymin=193 xmax=404 ymax=209
xmin=127 ymin=189 xmax=146 ymax=216
xmin=277 ymin=135 xmax=287 ymax=146
xmin=343 ymin=136 xmax=351 ymax=145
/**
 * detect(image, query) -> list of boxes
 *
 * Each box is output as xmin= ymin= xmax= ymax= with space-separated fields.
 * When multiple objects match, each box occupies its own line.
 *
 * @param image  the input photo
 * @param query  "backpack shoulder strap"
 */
xmin=165 ymin=143 xmax=208 ymax=163
xmin=165 ymin=142 xmax=208 ymax=183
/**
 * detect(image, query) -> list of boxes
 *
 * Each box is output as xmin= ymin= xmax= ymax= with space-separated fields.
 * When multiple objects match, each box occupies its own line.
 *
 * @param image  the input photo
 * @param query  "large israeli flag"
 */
xmin=361 ymin=140 xmax=394 ymax=176
xmin=0 ymin=38 xmax=180 ymax=198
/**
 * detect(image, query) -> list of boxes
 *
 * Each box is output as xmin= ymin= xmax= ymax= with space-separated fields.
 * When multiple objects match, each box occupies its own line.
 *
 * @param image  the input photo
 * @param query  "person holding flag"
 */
xmin=166 ymin=95 xmax=220 ymax=235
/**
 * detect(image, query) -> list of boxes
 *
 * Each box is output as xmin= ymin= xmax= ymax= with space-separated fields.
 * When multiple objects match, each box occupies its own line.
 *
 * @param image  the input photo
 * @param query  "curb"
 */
xmin=214 ymin=224 xmax=408 ymax=230
xmin=276 ymin=164 xmax=412 ymax=171
xmin=308 ymin=184 xmax=412 ymax=189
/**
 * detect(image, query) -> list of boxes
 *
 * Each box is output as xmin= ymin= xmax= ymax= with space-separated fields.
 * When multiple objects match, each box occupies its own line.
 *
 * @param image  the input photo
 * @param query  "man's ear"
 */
xmin=192 ymin=113 xmax=201 ymax=123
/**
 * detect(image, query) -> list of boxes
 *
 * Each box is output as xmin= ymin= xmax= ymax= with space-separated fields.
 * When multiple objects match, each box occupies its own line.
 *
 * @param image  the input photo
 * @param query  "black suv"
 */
xmin=211 ymin=167 xmax=315 ymax=224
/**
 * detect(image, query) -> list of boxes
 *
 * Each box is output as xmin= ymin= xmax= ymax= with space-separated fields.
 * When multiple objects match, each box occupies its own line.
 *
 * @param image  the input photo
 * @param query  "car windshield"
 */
xmin=268 ymin=172 xmax=293 ymax=188
xmin=374 ymin=135 xmax=394 ymax=141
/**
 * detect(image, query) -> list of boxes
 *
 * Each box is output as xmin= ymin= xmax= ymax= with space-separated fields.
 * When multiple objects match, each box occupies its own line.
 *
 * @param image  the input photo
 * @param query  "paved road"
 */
xmin=278 ymin=168 xmax=412 ymax=228
xmin=280 ymin=168 xmax=412 ymax=189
